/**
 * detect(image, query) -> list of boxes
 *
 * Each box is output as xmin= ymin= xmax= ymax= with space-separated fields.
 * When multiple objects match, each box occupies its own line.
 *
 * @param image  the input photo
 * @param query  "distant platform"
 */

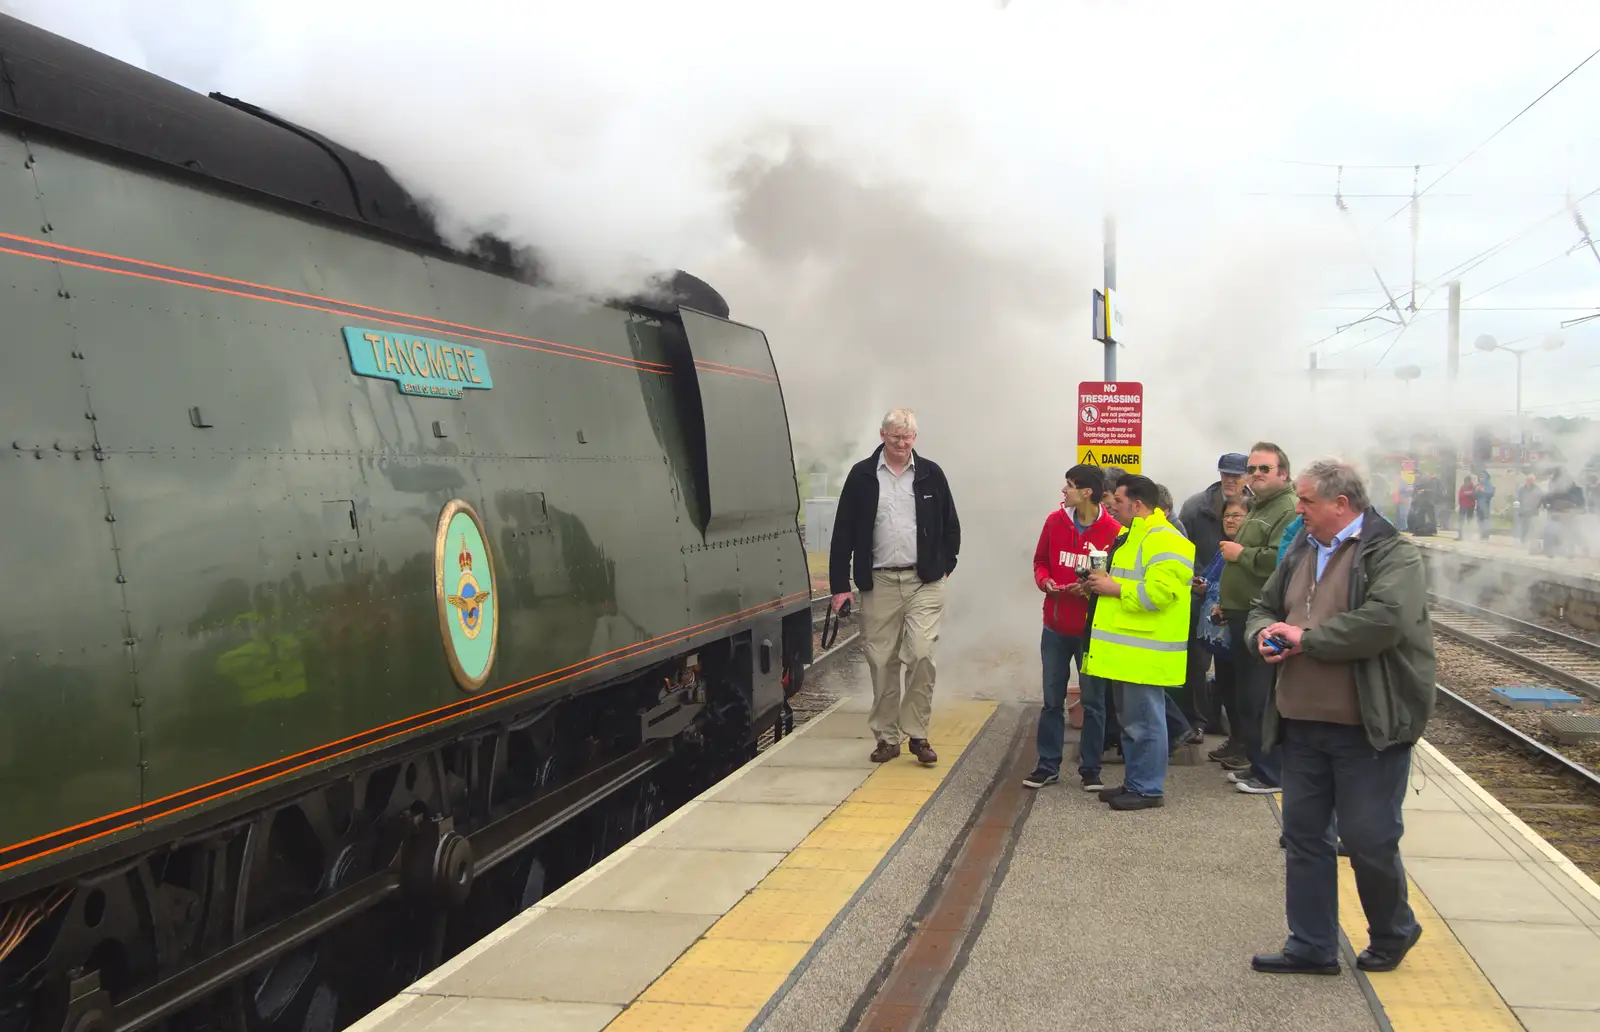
xmin=1410 ymin=532 xmax=1600 ymax=591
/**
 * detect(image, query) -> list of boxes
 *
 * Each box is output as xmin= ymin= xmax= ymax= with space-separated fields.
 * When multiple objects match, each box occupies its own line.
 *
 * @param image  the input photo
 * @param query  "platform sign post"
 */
xmin=1076 ymin=381 xmax=1143 ymax=475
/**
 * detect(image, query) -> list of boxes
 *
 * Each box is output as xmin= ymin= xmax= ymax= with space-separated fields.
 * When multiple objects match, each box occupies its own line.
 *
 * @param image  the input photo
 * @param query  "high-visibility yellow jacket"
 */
xmin=1082 ymin=508 xmax=1195 ymax=687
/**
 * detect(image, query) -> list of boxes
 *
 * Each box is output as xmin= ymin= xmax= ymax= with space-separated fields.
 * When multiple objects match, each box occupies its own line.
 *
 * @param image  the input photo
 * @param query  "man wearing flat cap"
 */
xmin=1180 ymin=453 xmax=1249 ymax=757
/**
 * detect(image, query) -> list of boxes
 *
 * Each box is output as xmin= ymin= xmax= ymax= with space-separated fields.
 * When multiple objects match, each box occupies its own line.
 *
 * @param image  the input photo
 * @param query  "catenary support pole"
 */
xmin=1103 ymin=215 xmax=1116 ymax=381
xmin=1445 ymin=279 xmax=1461 ymax=527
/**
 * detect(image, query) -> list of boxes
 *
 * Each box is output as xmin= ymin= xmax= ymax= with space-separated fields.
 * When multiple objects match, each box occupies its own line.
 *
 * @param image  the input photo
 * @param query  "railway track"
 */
xmin=1423 ymin=593 xmax=1600 ymax=881
xmin=1428 ymin=593 xmax=1600 ymax=701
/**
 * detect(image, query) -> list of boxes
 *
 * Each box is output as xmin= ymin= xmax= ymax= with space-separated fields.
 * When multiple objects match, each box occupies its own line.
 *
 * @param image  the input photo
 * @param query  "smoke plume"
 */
xmin=10 ymin=0 xmax=1600 ymax=664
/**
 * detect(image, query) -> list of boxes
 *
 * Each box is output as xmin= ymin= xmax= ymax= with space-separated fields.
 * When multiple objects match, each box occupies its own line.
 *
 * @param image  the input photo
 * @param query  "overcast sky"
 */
xmin=6 ymin=0 xmax=1600 ymax=428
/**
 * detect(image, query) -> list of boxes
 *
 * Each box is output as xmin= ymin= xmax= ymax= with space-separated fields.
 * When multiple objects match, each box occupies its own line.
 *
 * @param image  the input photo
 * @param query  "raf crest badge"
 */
xmin=434 ymin=499 xmax=499 ymax=692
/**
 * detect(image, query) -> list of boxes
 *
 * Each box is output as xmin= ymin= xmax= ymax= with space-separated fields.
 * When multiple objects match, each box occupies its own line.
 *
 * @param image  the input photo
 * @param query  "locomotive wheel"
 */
xmin=242 ymin=950 xmax=337 ymax=1032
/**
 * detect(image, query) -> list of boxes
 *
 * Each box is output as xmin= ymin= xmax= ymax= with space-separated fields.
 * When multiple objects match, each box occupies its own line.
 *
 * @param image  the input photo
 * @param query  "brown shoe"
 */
xmin=909 ymin=738 xmax=937 ymax=765
xmin=871 ymin=740 xmax=901 ymax=763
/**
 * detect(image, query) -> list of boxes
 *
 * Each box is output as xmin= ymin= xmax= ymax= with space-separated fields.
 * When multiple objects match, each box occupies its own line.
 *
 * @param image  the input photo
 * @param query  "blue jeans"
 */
xmin=1280 ymin=720 xmax=1417 ymax=965
xmin=1110 ymin=681 xmax=1168 ymax=797
xmin=1037 ymin=627 xmax=1106 ymax=777
xmin=1226 ymin=612 xmax=1282 ymax=787
xmin=1164 ymin=691 xmax=1193 ymax=748
xmin=1079 ymin=670 xmax=1109 ymax=777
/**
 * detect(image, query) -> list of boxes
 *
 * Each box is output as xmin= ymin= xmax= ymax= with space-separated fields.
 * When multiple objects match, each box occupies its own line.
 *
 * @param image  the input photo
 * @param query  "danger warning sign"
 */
xmin=1077 ymin=381 xmax=1143 ymax=475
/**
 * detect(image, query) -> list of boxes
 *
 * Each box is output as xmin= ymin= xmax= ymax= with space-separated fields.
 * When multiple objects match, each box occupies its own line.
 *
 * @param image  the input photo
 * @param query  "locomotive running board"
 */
xmin=96 ymin=742 xmax=674 ymax=1032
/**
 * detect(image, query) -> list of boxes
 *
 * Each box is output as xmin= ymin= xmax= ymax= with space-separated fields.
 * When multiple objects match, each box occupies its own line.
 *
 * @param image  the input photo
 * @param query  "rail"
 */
xmin=1427 ymin=593 xmax=1600 ymax=702
xmin=1433 ymin=682 xmax=1600 ymax=795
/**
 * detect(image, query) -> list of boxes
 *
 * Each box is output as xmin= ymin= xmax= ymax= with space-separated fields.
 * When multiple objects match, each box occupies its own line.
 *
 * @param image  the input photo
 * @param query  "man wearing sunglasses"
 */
xmin=1218 ymin=442 xmax=1300 ymax=795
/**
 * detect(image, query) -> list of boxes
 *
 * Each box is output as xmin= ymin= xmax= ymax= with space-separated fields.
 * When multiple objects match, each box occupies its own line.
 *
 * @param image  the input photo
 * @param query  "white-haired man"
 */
xmin=1246 ymin=458 xmax=1435 ymax=976
xmin=829 ymin=408 xmax=961 ymax=764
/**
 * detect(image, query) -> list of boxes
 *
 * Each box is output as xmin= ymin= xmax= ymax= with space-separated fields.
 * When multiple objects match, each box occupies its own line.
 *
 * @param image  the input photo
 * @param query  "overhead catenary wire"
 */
xmin=1325 ymin=245 xmax=1582 ymax=364
xmin=1276 ymin=159 xmax=1443 ymax=170
xmin=1302 ymin=51 xmax=1600 ymax=347
xmin=1376 ymin=45 xmax=1600 ymax=228
xmin=1307 ymin=181 xmax=1600 ymax=350
xmin=1307 ymin=47 xmax=1600 ymax=371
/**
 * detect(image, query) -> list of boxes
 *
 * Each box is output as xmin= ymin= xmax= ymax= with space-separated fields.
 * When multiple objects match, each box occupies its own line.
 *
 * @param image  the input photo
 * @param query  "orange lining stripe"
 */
xmin=694 ymin=360 xmax=778 ymax=384
xmin=694 ymin=357 xmax=775 ymax=377
xmin=0 ymin=245 xmax=666 ymax=376
xmin=0 ymin=233 xmax=791 ymax=382
xmin=0 ymin=245 xmax=668 ymax=376
xmin=0 ymin=590 xmax=811 ymax=872
xmin=0 ymin=230 xmax=673 ymax=373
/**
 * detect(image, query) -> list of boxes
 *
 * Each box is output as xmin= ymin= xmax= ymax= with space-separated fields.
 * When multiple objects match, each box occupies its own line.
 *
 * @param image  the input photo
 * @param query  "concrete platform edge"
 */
xmin=742 ymin=703 xmax=1006 ymax=1032
xmin=1414 ymin=737 xmax=1600 ymax=905
xmin=343 ymin=696 xmax=856 ymax=1028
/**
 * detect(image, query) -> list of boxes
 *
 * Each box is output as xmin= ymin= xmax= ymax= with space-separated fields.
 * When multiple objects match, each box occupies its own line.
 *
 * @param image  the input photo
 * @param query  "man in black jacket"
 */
xmin=1180 ymin=453 xmax=1248 ymax=752
xmin=829 ymin=408 xmax=961 ymax=764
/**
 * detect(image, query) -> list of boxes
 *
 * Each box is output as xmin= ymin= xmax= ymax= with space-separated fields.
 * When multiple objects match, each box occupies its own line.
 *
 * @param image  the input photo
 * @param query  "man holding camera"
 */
xmin=1246 ymin=459 xmax=1434 ymax=976
xmin=1024 ymin=464 xmax=1122 ymax=791
xmin=1080 ymin=474 xmax=1195 ymax=810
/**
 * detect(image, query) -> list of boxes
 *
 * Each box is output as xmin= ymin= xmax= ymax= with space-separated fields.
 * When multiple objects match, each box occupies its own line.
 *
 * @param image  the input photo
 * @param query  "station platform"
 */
xmin=1409 ymin=531 xmax=1600 ymax=586
xmin=347 ymin=649 xmax=1600 ymax=1032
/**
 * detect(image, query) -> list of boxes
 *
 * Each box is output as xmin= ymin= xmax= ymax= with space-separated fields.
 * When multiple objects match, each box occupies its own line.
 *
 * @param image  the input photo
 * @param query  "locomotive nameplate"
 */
xmin=344 ymin=326 xmax=494 ymax=399
xmin=435 ymin=500 xmax=500 ymax=691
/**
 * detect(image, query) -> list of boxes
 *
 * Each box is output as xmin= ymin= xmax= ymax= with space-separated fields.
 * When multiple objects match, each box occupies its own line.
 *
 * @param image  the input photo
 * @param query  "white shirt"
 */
xmin=1311 ymin=512 xmax=1364 ymax=581
xmin=872 ymin=451 xmax=918 ymax=568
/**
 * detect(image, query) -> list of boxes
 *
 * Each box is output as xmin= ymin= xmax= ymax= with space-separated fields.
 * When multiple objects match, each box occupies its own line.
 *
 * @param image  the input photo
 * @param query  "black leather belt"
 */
xmin=875 ymin=565 xmax=915 ymax=571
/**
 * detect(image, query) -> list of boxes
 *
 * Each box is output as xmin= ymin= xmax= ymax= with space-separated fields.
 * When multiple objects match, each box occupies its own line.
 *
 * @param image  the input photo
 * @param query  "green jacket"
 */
xmin=1219 ymin=481 xmax=1298 ymax=612
xmin=1245 ymin=510 xmax=1436 ymax=751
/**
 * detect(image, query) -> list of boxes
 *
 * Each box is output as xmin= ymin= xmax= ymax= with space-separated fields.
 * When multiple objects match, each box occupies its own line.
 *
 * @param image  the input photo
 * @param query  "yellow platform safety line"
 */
xmin=603 ymin=699 xmax=998 ymax=1032
xmin=1335 ymin=859 xmax=1522 ymax=1031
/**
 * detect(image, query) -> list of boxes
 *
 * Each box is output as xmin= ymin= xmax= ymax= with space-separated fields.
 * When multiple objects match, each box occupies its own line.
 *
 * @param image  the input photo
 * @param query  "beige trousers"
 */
xmin=859 ymin=568 xmax=946 ymax=743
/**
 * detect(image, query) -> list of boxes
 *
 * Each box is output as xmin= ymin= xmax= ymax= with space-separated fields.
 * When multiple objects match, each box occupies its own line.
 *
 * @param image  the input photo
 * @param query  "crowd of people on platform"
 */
xmin=827 ymin=409 xmax=1436 ymax=978
xmin=1382 ymin=465 xmax=1597 ymax=557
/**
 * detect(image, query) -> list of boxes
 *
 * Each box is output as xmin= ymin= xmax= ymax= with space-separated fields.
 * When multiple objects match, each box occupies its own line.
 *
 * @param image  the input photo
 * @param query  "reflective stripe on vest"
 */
xmin=1089 ymin=628 xmax=1187 ymax=651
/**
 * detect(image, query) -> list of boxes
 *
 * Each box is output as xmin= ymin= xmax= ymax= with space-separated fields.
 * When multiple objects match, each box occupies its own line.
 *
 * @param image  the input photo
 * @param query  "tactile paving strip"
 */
xmin=602 ymin=698 xmax=998 ymax=1031
xmin=1336 ymin=859 xmax=1523 ymax=1030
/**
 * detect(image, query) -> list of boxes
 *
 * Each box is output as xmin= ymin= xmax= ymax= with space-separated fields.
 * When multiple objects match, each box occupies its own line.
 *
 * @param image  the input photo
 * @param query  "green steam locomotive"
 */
xmin=0 ymin=14 xmax=812 ymax=1032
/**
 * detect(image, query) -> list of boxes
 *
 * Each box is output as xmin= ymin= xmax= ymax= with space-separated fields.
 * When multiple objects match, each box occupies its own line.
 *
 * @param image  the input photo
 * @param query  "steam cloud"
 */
xmin=10 ymin=0 xmax=1600 ymax=663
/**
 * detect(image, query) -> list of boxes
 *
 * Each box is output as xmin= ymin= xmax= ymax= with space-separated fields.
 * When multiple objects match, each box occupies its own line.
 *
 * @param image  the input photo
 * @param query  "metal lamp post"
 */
xmin=1473 ymin=333 xmax=1564 ymax=470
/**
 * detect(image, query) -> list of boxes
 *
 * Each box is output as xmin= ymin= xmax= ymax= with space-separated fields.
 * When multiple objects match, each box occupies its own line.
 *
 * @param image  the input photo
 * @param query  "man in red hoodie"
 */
xmin=1025 ymin=464 xmax=1124 ymax=790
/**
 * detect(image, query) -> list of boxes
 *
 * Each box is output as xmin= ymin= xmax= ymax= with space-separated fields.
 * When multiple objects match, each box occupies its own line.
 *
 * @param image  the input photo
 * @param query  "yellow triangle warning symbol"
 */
xmin=1080 ymin=448 xmax=1099 ymax=466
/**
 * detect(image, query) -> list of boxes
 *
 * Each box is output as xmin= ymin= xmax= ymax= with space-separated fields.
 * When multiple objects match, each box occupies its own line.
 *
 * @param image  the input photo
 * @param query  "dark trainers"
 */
xmin=1208 ymin=741 xmax=1244 ymax=762
xmin=908 ymin=738 xmax=938 ymax=765
xmin=1022 ymin=767 xmax=1059 ymax=789
xmin=1220 ymin=756 xmax=1252 ymax=772
xmin=1097 ymin=784 xmax=1130 ymax=803
xmin=1109 ymin=792 xmax=1164 ymax=810
xmin=870 ymin=740 xmax=901 ymax=763
xmin=1081 ymin=772 xmax=1105 ymax=792
xmin=1235 ymin=778 xmax=1281 ymax=795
